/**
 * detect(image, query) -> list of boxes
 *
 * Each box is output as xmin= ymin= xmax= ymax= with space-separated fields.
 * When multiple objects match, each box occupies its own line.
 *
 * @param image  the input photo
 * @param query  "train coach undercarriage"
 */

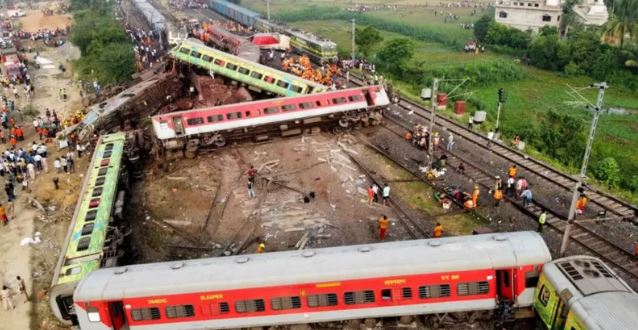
xmin=160 ymin=109 xmax=384 ymax=158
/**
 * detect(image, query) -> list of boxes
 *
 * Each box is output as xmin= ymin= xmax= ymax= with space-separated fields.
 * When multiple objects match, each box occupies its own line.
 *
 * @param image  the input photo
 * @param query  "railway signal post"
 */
xmin=560 ymin=82 xmax=607 ymax=256
xmin=351 ymin=18 xmax=356 ymax=62
xmin=496 ymin=87 xmax=505 ymax=134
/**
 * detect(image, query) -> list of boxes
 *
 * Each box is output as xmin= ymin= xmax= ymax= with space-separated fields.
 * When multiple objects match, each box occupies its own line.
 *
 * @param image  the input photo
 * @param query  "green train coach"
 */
xmin=533 ymin=255 xmax=638 ymax=330
xmin=50 ymin=132 xmax=129 ymax=326
xmin=170 ymin=38 xmax=326 ymax=96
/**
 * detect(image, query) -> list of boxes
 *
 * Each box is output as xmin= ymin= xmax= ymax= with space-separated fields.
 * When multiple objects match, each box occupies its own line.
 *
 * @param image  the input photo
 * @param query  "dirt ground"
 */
xmin=18 ymin=9 xmax=72 ymax=33
xmin=0 ymin=17 xmax=83 ymax=328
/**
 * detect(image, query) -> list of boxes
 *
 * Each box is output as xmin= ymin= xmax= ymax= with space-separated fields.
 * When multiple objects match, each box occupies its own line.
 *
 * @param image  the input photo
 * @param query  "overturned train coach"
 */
xmin=73 ymin=232 xmax=552 ymax=329
xmin=151 ymin=85 xmax=389 ymax=155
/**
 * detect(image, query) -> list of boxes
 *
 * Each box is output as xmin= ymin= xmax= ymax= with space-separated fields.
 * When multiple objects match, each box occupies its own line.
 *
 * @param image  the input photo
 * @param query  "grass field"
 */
xmin=242 ymin=0 xmax=638 ymax=202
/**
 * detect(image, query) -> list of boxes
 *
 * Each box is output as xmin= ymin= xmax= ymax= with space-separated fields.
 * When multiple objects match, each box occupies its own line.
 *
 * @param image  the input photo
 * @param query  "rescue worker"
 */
xmin=493 ymin=188 xmax=503 ymax=207
xmin=508 ymin=165 xmax=517 ymax=178
xmin=472 ymin=185 xmax=480 ymax=207
xmin=378 ymin=215 xmax=389 ymax=241
xmin=538 ymin=211 xmax=547 ymax=233
xmin=367 ymin=186 xmax=375 ymax=205
xmin=404 ymin=130 xmax=412 ymax=143
xmin=257 ymin=243 xmax=266 ymax=253
xmin=575 ymin=194 xmax=588 ymax=215
xmin=433 ymin=222 xmax=444 ymax=238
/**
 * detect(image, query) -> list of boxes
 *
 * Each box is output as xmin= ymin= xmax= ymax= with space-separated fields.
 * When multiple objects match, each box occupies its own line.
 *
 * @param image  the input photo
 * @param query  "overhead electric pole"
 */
xmin=560 ymin=82 xmax=607 ymax=256
xmin=267 ymin=0 xmax=271 ymax=21
xmin=428 ymin=78 xmax=439 ymax=167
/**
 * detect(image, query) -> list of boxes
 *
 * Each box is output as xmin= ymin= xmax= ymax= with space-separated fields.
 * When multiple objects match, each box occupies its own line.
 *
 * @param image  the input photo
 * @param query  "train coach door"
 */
xmin=496 ymin=269 xmax=514 ymax=302
xmin=364 ymin=90 xmax=375 ymax=106
xmin=173 ymin=117 xmax=185 ymax=136
xmin=108 ymin=301 xmax=127 ymax=330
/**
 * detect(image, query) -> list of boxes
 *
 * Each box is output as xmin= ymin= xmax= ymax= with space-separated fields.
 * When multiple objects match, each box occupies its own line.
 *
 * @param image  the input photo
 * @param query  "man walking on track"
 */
xmin=538 ymin=211 xmax=547 ymax=233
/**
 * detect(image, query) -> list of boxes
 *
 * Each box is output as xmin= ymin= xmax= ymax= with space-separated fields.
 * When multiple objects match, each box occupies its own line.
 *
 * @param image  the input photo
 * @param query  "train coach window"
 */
xmin=290 ymin=85 xmax=303 ymax=93
xmin=245 ymin=111 xmax=251 ymax=117
xmin=214 ymin=59 xmax=225 ymax=66
xmin=332 ymin=97 xmax=348 ymax=104
xmin=419 ymin=284 xmax=451 ymax=299
xmin=190 ymin=51 xmax=202 ymax=59
xmin=525 ymin=271 xmax=540 ymax=288
xmin=250 ymin=71 xmax=263 ymax=79
xmin=201 ymin=55 xmax=213 ymax=62
xmin=225 ymin=63 xmax=238 ymax=71
xmin=457 ymin=281 xmax=489 ymax=296
xmin=276 ymin=80 xmax=290 ymax=89
xmin=105 ymin=143 xmax=114 ymax=150
xmin=281 ymin=104 xmax=297 ymax=112
xmin=263 ymin=107 xmax=278 ymax=115
xmin=235 ymin=299 xmax=265 ymax=313
xmin=270 ymin=296 xmax=302 ymax=310
xmin=165 ymin=305 xmax=195 ymax=319
xmin=98 ymin=168 xmax=108 ymax=176
xmin=264 ymin=76 xmax=274 ymax=84
xmin=299 ymin=102 xmax=314 ymax=109
xmin=238 ymin=67 xmax=250 ymax=75
xmin=307 ymin=293 xmax=338 ymax=307
xmin=77 ymin=237 xmax=91 ymax=252
xmin=349 ymin=95 xmax=363 ymax=102
xmin=131 ymin=307 xmax=161 ymax=321
xmin=227 ymin=112 xmax=242 ymax=120
xmin=86 ymin=209 xmax=98 ymax=221
xmin=219 ymin=302 xmax=230 ymax=313
xmin=344 ymin=290 xmax=375 ymax=305
xmin=381 ymin=289 xmax=392 ymax=301
xmin=402 ymin=287 xmax=413 ymax=299
xmin=187 ymin=117 xmax=204 ymax=125
xmin=179 ymin=47 xmax=191 ymax=55
xmin=81 ymin=223 xmax=94 ymax=236
xmin=207 ymin=115 xmax=224 ymax=123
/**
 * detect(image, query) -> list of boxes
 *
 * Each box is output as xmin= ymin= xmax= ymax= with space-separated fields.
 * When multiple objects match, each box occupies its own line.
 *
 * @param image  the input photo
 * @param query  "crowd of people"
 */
xmin=125 ymin=25 xmax=163 ymax=71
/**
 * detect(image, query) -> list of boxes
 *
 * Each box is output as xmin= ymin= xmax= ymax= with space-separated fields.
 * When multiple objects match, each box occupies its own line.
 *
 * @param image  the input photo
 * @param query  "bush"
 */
xmin=629 ymin=175 xmax=638 ymax=192
xmin=531 ymin=110 xmax=586 ymax=167
xmin=594 ymin=157 xmax=621 ymax=189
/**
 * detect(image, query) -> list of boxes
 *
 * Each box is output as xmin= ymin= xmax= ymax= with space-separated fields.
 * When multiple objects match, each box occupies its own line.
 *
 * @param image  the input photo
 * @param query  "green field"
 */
xmin=242 ymin=0 xmax=638 ymax=202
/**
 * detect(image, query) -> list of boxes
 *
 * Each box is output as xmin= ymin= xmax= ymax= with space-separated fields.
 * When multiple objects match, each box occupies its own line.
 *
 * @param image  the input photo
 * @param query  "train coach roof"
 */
xmin=571 ymin=292 xmax=638 ymax=329
xmin=75 ymin=232 xmax=550 ymax=301
xmin=211 ymin=0 xmax=261 ymax=19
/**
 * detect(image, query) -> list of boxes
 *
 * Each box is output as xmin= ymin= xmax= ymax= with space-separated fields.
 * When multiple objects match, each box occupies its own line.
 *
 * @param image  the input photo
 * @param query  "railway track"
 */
xmin=349 ymin=73 xmax=637 ymax=223
xmin=378 ymin=117 xmax=638 ymax=289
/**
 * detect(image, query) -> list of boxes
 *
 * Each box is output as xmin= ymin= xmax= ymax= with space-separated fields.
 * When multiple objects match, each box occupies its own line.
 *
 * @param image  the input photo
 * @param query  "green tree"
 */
xmin=474 ymin=14 xmax=492 ymax=42
xmin=528 ymin=34 xmax=569 ymax=70
xmin=594 ymin=157 xmax=621 ymax=188
xmin=535 ymin=110 xmax=585 ymax=166
xmin=605 ymin=0 xmax=638 ymax=48
xmin=355 ymin=26 xmax=382 ymax=57
xmin=628 ymin=175 xmax=638 ymax=192
xmin=377 ymin=38 xmax=415 ymax=75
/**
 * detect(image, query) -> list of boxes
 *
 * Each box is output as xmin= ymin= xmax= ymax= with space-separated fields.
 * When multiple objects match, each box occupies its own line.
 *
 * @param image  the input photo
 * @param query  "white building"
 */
xmin=494 ymin=0 xmax=608 ymax=33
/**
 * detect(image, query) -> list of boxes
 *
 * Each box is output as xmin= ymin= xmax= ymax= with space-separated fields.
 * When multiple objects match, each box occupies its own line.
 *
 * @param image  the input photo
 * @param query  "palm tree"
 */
xmin=605 ymin=0 xmax=638 ymax=48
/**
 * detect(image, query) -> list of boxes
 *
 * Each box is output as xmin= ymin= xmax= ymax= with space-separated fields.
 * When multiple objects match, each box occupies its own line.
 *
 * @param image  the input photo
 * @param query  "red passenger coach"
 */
xmin=73 ymin=232 xmax=551 ymax=330
xmin=151 ymin=85 xmax=389 ymax=153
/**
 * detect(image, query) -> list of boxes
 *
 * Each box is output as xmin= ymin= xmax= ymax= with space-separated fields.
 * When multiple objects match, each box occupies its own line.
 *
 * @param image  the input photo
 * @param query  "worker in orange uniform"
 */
xmin=575 ymin=194 xmax=588 ymax=215
xmin=493 ymin=188 xmax=503 ymax=207
xmin=0 ymin=203 xmax=8 ymax=226
xmin=472 ymin=185 xmax=480 ymax=207
xmin=256 ymin=243 xmax=266 ymax=254
xmin=405 ymin=130 xmax=412 ymax=143
xmin=508 ymin=165 xmax=517 ymax=178
xmin=433 ymin=222 xmax=444 ymax=238
xmin=378 ymin=215 xmax=389 ymax=241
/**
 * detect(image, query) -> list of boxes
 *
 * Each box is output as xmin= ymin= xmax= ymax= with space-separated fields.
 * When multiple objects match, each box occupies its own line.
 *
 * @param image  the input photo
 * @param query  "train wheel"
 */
xmin=213 ymin=134 xmax=226 ymax=147
xmin=338 ymin=118 xmax=349 ymax=128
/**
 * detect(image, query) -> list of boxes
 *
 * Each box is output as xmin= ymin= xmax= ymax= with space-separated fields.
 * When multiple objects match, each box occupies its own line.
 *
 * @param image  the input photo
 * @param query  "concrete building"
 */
xmin=494 ymin=0 xmax=608 ymax=33
xmin=494 ymin=0 xmax=562 ymax=32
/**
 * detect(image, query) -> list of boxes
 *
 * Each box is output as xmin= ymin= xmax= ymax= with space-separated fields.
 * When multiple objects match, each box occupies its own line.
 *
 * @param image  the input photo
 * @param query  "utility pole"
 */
xmin=560 ymin=82 xmax=607 ymax=256
xmin=267 ymin=0 xmax=271 ymax=21
xmin=351 ymin=18 xmax=356 ymax=62
xmin=428 ymin=78 xmax=439 ymax=167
